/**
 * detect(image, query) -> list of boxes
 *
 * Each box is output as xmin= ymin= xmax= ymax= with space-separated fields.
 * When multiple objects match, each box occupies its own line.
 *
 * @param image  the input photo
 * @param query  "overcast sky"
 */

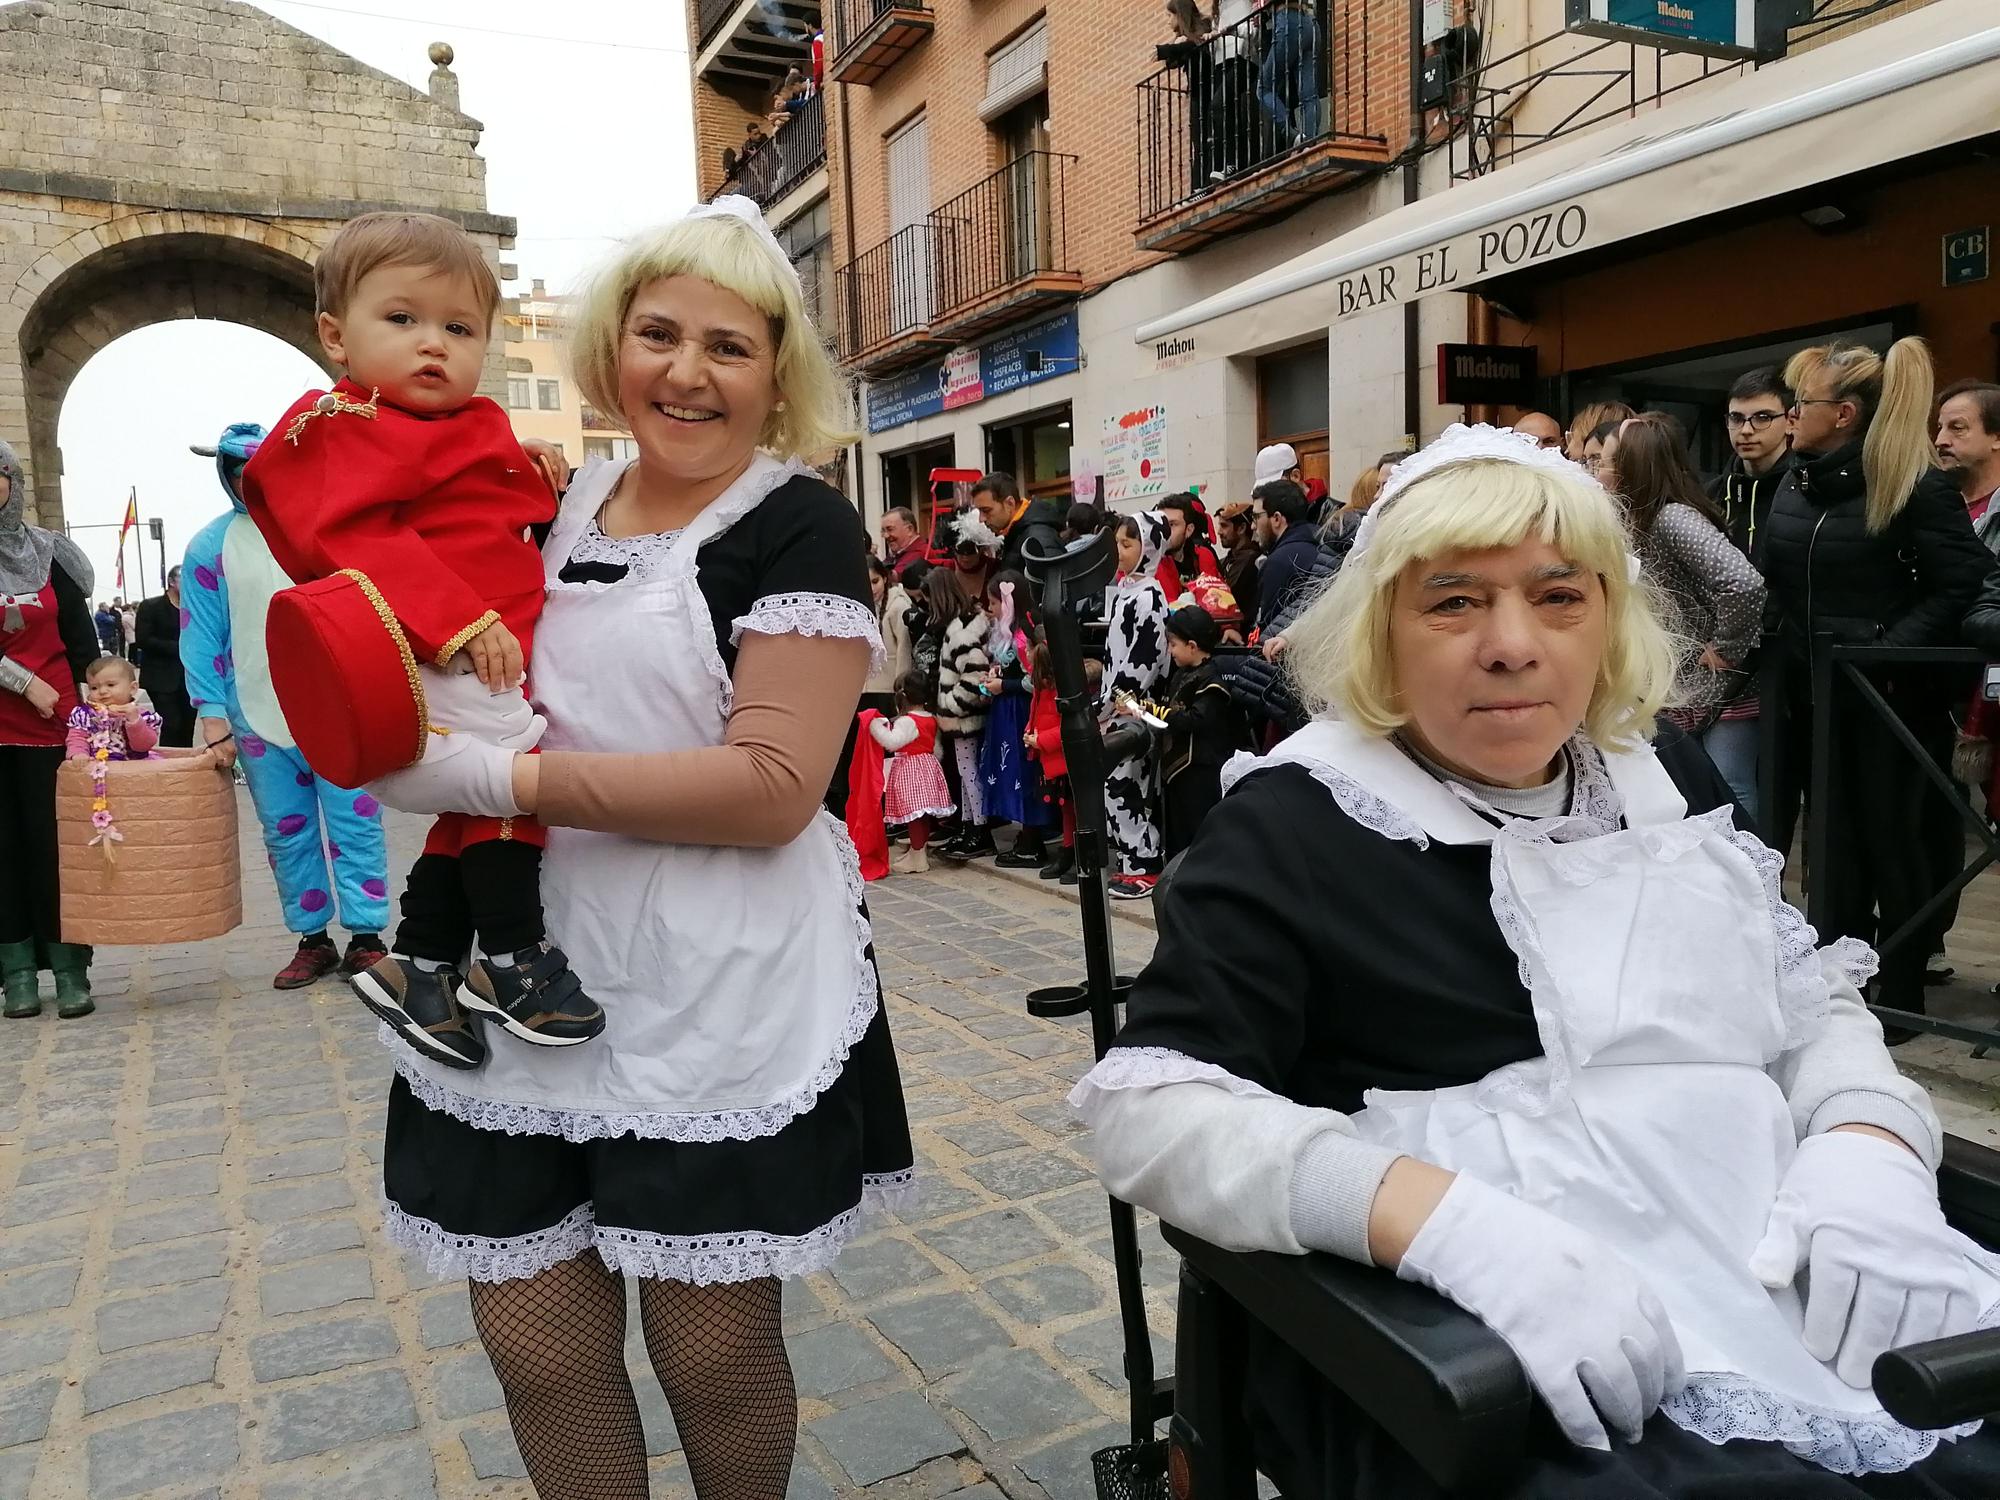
xmin=55 ymin=0 xmax=695 ymax=602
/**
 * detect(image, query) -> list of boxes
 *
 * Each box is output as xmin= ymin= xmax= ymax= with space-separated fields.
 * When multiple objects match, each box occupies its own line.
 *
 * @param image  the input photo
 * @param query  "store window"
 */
xmin=777 ymin=200 xmax=834 ymax=332
xmin=1257 ymin=340 xmax=1331 ymax=495
xmin=507 ymin=377 xmax=531 ymax=409
xmin=881 ymin=438 xmax=958 ymax=543
xmin=537 ymin=379 xmax=562 ymax=411
xmin=985 ymin=404 xmax=1073 ymax=506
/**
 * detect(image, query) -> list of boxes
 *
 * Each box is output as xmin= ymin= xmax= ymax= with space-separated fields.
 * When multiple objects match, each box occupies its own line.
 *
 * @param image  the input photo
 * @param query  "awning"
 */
xmin=1136 ymin=0 xmax=2000 ymax=349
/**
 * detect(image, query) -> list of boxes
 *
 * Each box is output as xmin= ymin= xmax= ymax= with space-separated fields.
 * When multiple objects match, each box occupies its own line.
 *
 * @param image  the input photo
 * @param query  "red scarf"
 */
xmin=846 ymin=709 xmax=890 ymax=881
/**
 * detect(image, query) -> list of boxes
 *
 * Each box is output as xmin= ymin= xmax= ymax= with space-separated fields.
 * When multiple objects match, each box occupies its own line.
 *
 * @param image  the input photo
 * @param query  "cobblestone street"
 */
xmin=0 ymin=799 xmax=1168 ymax=1500
xmin=5 ymin=795 xmax=2000 ymax=1499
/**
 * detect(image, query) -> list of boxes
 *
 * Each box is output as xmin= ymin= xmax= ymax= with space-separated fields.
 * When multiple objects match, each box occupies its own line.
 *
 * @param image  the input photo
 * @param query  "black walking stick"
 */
xmin=1022 ymin=531 xmax=1172 ymax=1500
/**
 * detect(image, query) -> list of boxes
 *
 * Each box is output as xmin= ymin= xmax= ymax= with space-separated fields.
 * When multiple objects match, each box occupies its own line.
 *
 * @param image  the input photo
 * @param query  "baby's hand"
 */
xmin=107 ymin=701 xmax=139 ymax=721
xmin=466 ymin=619 xmax=524 ymax=692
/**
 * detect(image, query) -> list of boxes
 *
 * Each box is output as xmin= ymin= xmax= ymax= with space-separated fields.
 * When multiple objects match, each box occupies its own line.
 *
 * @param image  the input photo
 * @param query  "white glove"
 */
xmin=420 ymin=667 xmax=544 ymax=751
xmin=1748 ymin=1131 xmax=1980 ymax=1389
xmin=1397 ymin=1175 xmax=1685 ymax=1450
xmin=367 ymin=731 xmax=525 ymax=819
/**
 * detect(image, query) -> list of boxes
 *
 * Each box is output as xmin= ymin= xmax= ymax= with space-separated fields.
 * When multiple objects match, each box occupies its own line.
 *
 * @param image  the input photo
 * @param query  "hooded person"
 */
xmin=180 ymin=423 xmax=393 ymax=989
xmin=1104 ymin=509 xmax=1172 ymax=897
xmin=0 ymin=438 xmax=101 ymax=1019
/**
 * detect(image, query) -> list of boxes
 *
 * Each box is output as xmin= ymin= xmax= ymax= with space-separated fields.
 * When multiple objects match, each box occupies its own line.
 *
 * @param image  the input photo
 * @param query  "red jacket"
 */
xmin=1028 ymin=682 xmax=1066 ymax=779
xmin=242 ymin=378 xmax=554 ymax=669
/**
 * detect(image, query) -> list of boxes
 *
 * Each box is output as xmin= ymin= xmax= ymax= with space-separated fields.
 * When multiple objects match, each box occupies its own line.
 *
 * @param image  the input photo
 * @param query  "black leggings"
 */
xmin=0 ymin=743 xmax=64 ymax=950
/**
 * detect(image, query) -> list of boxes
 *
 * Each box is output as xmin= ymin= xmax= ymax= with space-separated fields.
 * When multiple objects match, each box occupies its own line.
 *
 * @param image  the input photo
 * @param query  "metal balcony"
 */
xmin=929 ymin=151 xmax=1082 ymax=343
xmin=711 ymin=91 xmax=827 ymax=209
xmin=825 ymin=0 xmax=931 ymax=86
xmin=835 ymin=222 xmax=950 ymax=376
xmin=1137 ymin=0 xmax=1392 ymax=254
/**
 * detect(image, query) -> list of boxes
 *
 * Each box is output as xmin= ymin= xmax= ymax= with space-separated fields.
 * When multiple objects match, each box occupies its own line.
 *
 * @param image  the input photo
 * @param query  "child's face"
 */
xmin=88 ymin=670 xmax=135 ymax=706
xmin=317 ymin=262 xmax=489 ymax=414
xmin=1116 ymin=528 xmax=1142 ymax=575
xmin=1169 ymin=636 xmax=1204 ymax=669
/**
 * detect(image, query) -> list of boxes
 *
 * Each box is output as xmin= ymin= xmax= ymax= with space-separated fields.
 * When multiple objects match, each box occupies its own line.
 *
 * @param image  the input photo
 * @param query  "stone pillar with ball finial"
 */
xmin=427 ymin=41 xmax=459 ymax=112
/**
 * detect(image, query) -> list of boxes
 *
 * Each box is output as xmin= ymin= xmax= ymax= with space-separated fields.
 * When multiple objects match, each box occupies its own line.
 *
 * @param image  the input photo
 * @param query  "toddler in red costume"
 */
xmin=244 ymin=211 xmax=603 ymax=1072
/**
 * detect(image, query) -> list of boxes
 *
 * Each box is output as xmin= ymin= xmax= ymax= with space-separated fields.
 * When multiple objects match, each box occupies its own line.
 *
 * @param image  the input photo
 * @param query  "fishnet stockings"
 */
xmin=468 ymin=1252 xmax=796 ymax=1500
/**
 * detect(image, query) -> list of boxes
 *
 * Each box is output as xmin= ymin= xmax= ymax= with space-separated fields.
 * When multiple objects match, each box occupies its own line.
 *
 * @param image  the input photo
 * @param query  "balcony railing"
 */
xmin=930 ymin=151 xmax=1082 ymax=341
xmin=835 ymin=222 xmax=946 ymax=369
xmin=711 ymin=92 xmax=826 ymax=208
xmin=1443 ymin=0 xmax=1943 ymax=179
xmin=697 ymin=0 xmax=739 ymax=49
xmin=825 ymin=0 xmax=932 ymax=86
xmin=1137 ymin=0 xmax=1390 ymax=250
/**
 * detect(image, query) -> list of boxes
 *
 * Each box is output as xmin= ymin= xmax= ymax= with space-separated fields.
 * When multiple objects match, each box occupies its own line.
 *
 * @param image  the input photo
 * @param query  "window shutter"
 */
xmin=979 ymin=19 xmax=1048 ymax=122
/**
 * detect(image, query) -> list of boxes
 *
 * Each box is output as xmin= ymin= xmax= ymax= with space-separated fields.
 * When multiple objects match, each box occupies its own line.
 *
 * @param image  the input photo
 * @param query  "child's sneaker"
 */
xmin=351 ymin=955 xmax=487 ymax=1070
xmin=460 ymin=944 xmax=604 ymax=1047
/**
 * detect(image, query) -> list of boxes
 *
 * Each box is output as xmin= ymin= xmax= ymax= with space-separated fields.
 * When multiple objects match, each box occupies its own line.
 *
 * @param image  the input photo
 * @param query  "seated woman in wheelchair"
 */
xmin=1073 ymin=425 xmax=2000 ymax=1498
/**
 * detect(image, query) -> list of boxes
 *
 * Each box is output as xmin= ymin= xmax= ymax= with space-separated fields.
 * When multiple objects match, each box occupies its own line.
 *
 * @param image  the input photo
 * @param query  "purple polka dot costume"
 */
xmin=181 ymin=426 xmax=391 ymax=937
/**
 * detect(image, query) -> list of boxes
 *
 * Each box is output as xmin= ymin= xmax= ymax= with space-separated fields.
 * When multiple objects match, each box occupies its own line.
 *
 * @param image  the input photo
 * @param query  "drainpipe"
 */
xmin=1400 ymin=0 xmax=1424 ymax=450
xmin=837 ymin=76 xmax=866 ymax=513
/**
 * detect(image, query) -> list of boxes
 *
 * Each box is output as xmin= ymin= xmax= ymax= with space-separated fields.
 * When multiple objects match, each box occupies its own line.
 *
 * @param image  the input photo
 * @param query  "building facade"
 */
xmin=686 ymin=0 xmax=1994 ymax=530
xmin=501 ymin=280 xmax=633 ymax=466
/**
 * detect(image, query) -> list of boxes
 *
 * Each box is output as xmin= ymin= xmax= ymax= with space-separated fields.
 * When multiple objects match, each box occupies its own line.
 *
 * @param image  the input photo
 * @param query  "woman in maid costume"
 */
xmin=1073 ymin=424 xmax=2000 ymax=1498
xmin=362 ymin=197 xmax=913 ymax=1500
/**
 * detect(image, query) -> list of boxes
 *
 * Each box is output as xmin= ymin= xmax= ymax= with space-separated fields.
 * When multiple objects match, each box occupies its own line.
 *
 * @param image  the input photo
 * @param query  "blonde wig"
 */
xmin=566 ymin=209 xmax=855 ymax=461
xmin=1284 ymin=456 xmax=1678 ymax=749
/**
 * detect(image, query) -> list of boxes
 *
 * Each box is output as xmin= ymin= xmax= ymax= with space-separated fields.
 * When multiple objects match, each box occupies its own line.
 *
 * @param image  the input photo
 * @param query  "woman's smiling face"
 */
xmin=616 ymin=274 xmax=781 ymax=487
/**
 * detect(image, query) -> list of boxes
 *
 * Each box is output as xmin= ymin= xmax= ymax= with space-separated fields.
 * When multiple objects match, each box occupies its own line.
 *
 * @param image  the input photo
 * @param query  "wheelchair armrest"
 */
xmin=1161 ymin=1225 xmax=1534 ymax=1493
xmin=1940 ymin=1136 xmax=2000 ymax=1252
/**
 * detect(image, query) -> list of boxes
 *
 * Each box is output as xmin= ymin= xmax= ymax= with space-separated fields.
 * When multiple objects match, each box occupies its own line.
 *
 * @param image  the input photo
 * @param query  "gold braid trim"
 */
xmin=284 ymin=386 xmax=380 ymax=446
xmin=335 ymin=568 xmax=428 ymax=769
xmin=434 ymin=610 xmax=502 ymax=670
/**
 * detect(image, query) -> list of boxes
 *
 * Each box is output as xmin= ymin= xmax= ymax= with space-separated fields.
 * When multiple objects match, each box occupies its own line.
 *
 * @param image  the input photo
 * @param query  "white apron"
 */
xmin=392 ymin=455 xmax=877 ymax=1143
xmin=1249 ymin=719 xmax=2000 ymax=1475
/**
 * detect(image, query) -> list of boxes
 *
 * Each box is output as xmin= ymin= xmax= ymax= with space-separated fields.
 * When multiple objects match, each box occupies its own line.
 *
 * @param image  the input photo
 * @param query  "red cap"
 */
xmin=266 ymin=571 xmax=427 ymax=789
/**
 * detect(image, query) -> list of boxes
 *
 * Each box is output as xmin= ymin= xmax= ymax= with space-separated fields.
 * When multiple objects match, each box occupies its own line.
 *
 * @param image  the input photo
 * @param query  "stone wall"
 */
xmin=0 ymin=0 xmax=517 ymax=527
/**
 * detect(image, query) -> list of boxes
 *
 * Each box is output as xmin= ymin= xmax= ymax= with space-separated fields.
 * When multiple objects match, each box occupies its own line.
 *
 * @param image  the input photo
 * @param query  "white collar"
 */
xmin=1245 ymin=716 xmax=1684 ymax=846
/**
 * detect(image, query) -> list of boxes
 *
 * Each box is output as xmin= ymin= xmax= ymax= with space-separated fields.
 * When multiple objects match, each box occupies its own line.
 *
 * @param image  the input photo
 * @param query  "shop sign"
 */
xmin=1565 ymin=0 xmax=1789 ymax=63
xmin=864 ymin=309 xmax=1080 ymax=434
xmin=1102 ymin=406 xmax=1169 ymax=505
xmin=1438 ymin=343 xmax=1538 ymax=406
xmin=1330 ymin=203 xmax=1590 ymax=324
xmin=942 ymin=347 xmax=984 ymax=409
xmin=1150 ymin=334 xmax=1199 ymax=373
xmin=1945 ymin=227 xmax=1990 ymax=288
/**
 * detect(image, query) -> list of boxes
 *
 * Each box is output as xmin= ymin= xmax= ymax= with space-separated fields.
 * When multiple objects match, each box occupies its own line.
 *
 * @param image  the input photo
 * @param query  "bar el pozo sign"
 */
xmin=1329 ymin=201 xmax=1590 ymax=320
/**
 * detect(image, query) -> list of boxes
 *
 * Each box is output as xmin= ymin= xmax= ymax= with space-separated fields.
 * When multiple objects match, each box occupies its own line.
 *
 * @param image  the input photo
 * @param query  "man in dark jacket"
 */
xmin=133 ymin=564 xmax=193 ymax=746
xmin=1249 ymin=479 xmax=1317 ymax=639
xmin=1705 ymin=366 xmax=1795 ymax=562
xmin=972 ymin=471 xmax=1064 ymax=578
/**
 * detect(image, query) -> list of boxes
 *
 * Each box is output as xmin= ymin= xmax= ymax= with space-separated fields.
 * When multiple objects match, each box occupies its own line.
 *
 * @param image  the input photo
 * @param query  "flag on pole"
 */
xmin=114 ymin=488 xmax=137 ymax=594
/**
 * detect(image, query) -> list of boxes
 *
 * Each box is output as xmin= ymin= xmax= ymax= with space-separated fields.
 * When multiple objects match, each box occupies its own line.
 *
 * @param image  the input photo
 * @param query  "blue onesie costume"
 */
xmin=179 ymin=423 xmax=390 ymax=937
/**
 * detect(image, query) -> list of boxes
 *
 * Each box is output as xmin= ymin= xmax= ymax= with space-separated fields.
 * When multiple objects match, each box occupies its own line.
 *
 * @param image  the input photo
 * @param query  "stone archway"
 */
xmin=14 ymin=213 xmax=332 ymax=526
xmin=0 ymin=0 xmax=518 ymax=529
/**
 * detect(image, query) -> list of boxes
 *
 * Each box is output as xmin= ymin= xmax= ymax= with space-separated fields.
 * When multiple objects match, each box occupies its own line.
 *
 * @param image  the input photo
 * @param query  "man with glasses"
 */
xmin=1705 ymin=367 xmax=1794 ymax=563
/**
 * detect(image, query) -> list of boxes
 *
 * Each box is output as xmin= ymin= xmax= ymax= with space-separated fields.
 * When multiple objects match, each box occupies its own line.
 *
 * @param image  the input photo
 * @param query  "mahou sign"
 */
xmin=1333 ymin=203 xmax=1589 ymax=320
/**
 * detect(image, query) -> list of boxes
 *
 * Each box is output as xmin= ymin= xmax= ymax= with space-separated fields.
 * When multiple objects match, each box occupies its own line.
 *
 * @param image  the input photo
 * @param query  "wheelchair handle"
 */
xmin=1873 ymin=1328 xmax=2000 ymax=1429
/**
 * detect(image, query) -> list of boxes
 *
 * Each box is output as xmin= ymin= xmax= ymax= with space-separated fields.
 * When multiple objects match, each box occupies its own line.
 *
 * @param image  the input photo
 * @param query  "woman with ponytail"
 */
xmin=1760 ymin=337 xmax=1996 ymax=1034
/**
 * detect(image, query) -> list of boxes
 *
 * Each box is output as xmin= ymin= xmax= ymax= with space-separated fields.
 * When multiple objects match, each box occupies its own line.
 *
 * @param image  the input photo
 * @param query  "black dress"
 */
xmin=382 ymin=473 xmax=914 ymax=1285
xmin=1111 ymin=734 xmax=2000 ymax=1499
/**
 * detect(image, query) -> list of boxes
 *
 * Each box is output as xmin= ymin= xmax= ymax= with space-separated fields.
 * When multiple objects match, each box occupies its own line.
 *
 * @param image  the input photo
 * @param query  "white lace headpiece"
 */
xmin=1349 ymin=422 xmax=1640 ymax=583
xmin=682 ymin=194 xmax=803 ymax=295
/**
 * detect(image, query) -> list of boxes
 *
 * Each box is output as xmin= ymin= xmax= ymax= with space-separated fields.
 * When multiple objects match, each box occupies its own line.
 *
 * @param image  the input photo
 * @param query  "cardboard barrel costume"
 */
xmin=56 ymin=750 xmax=241 ymax=946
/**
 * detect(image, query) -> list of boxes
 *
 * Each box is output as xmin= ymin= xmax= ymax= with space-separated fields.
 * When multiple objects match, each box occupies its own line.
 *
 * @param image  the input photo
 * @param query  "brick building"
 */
xmin=688 ymin=0 xmax=1996 ymax=528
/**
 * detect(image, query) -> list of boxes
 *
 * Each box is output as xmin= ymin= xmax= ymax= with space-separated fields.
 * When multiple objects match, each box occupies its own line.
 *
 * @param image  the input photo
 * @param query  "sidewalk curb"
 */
xmin=948 ymin=853 xmax=1159 ymax=932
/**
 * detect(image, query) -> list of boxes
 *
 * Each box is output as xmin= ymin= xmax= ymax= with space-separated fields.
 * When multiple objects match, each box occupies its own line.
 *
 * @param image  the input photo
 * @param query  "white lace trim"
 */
xmin=1220 ymin=751 xmax=1430 ymax=848
xmin=382 ymin=1193 xmax=890 ymax=1286
xmin=730 ymin=591 xmax=886 ymax=672
xmin=381 ymin=1199 xmax=598 ymax=1284
xmin=566 ymin=517 xmax=687 ymax=580
xmin=1067 ymin=1046 xmax=1277 ymax=1121
xmin=1822 ymin=934 xmax=1881 ymax=990
xmin=385 ymin=810 xmax=883 ymax=1145
xmin=1720 ymin=824 xmax=1837 ymax=1054
xmin=1663 ymin=1364 xmax=1987 ymax=1476
xmin=885 ymin=802 xmax=958 ymax=822
xmin=863 ymin=1167 xmax=919 ymax=1213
